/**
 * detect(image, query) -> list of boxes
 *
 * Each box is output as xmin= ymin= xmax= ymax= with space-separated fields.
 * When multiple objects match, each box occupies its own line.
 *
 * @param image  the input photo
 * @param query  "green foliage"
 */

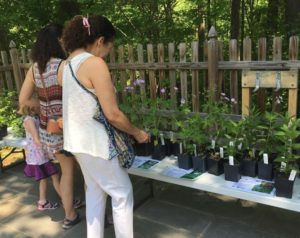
xmin=274 ymin=113 xmax=300 ymax=174
xmin=0 ymin=90 xmax=24 ymax=137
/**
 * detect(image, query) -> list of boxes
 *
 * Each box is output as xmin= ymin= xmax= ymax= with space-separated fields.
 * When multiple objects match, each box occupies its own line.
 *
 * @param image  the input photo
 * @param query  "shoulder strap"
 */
xmin=68 ymin=62 xmax=99 ymax=103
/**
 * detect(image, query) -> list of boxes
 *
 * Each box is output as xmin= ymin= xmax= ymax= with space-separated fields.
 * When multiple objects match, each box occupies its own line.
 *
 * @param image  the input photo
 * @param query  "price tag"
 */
xmin=263 ymin=153 xmax=268 ymax=164
xmin=160 ymin=133 xmax=165 ymax=145
xmin=280 ymin=162 xmax=287 ymax=170
xmin=229 ymin=156 xmax=234 ymax=166
xmin=193 ymin=144 xmax=197 ymax=157
xmin=220 ymin=147 xmax=224 ymax=158
xmin=289 ymin=170 xmax=297 ymax=181
xmin=179 ymin=142 xmax=183 ymax=154
xmin=229 ymin=141 xmax=234 ymax=147
xmin=211 ymin=140 xmax=215 ymax=149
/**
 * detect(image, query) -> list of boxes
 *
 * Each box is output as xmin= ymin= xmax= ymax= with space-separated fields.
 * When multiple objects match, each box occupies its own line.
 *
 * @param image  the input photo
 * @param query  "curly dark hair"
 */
xmin=31 ymin=23 xmax=66 ymax=74
xmin=63 ymin=15 xmax=116 ymax=52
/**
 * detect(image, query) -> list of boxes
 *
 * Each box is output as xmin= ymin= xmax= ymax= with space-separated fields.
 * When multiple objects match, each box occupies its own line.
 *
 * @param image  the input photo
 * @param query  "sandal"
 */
xmin=62 ymin=213 xmax=81 ymax=230
xmin=73 ymin=198 xmax=85 ymax=209
xmin=37 ymin=200 xmax=59 ymax=211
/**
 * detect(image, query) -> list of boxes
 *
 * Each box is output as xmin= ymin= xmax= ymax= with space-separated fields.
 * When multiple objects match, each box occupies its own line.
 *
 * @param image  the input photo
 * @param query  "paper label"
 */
xmin=220 ymin=147 xmax=224 ymax=158
xmin=289 ymin=170 xmax=297 ymax=181
xmin=238 ymin=143 xmax=242 ymax=150
xmin=211 ymin=140 xmax=215 ymax=149
xmin=179 ymin=143 xmax=183 ymax=154
xmin=170 ymin=132 xmax=174 ymax=142
xmin=280 ymin=162 xmax=287 ymax=170
xmin=229 ymin=141 xmax=234 ymax=147
xmin=263 ymin=153 xmax=268 ymax=164
xmin=193 ymin=144 xmax=197 ymax=157
xmin=229 ymin=156 xmax=234 ymax=166
xmin=160 ymin=133 xmax=165 ymax=145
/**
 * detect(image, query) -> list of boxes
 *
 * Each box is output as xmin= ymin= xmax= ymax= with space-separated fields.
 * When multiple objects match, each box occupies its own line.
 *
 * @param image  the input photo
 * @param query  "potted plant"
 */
xmin=224 ymin=141 xmax=241 ymax=182
xmin=120 ymin=79 xmax=155 ymax=156
xmin=202 ymin=92 xmax=231 ymax=176
xmin=273 ymin=114 xmax=300 ymax=198
xmin=256 ymin=112 xmax=282 ymax=180
xmin=176 ymin=141 xmax=194 ymax=170
xmin=239 ymin=107 xmax=261 ymax=178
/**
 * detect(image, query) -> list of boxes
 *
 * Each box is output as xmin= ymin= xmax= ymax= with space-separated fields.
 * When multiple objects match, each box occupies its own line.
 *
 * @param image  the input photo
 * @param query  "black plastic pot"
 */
xmin=207 ymin=156 xmax=224 ymax=176
xmin=224 ymin=163 xmax=241 ymax=182
xmin=170 ymin=142 xmax=181 ymax=156
xmin=192 ymin=155 xmax=206 ymax=172
xmin=177 ymin=153 xmax=193 ymax=170
xmin=241 ymin=159 xmax=257 ymax=177
xmin=0 ymin=124 xmax=7 ymax=140
xmin=274 ymin=172 xmax=295 ymax=199
xmin=152 ymin=144 xmax=167 ymax=160
xmin=133 ymin=141 xmax=154 ymax=156
xmin=258 ymin=161 xmax=273 ymax=181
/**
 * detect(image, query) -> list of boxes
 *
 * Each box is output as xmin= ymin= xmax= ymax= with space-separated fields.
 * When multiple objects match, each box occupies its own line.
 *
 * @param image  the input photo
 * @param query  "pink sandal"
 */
xmin=37 ymin=200 xmax=59 ymax=211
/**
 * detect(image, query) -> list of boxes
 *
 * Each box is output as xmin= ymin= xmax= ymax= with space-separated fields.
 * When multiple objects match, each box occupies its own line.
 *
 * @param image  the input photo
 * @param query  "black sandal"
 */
xmin=62 ymin=213 xmax=81 ymax=230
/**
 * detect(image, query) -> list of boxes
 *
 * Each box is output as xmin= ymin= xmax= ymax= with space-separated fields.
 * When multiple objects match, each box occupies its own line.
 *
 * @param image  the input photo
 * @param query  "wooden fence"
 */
xmin=1 ymin=26 xmax=300 ymax=117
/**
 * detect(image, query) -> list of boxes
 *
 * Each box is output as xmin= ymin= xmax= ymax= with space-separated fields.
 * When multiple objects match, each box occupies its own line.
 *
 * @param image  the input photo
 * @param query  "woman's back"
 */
xmin=33 ymin=58 xmax=63 ymax=130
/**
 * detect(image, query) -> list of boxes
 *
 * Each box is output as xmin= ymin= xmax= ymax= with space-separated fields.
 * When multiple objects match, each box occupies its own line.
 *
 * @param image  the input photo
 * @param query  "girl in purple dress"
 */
xmin=21 ymin=104 xmax=61 ymax=210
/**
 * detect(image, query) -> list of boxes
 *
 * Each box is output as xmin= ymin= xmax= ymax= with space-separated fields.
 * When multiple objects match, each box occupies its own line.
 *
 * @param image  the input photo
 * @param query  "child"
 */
xmin=20 ymin=104 xmax=61 ymax=210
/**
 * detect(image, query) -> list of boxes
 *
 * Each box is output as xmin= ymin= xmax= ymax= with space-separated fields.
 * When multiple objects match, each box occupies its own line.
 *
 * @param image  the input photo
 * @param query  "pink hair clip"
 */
xmin=82 ymin=16 xmax=91 ymax=35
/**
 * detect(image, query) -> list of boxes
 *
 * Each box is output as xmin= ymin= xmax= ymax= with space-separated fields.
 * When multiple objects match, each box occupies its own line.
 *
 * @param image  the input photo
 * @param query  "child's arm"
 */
xmin=24 ymin=118 xmax=42 ymax=147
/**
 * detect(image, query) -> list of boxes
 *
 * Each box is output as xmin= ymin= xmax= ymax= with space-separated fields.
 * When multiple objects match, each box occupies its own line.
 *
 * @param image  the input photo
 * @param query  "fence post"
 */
xmin=1 ymin=50 xmax=14 ymax=90
xmin=9 ymin=41 xmax=22 ymax=92
xmin=229 ymin=39 xmax=239 ymax=113
xmin=207 ymin=26 xmax=218 ymax=101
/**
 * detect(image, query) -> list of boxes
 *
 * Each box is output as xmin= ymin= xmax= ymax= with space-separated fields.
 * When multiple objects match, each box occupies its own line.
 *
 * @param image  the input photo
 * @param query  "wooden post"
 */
xmin=118 ymin=45 xmax=126 ymax=101
xmin=179 ymin=43 xmax=188 ymax=104
xmin=207 ymin=26 xmax=218 ymax=101
xmin=128 ymin=45 xmax=136 ymax=85
xmin=109 ymin=47 xmax=116 ymax=85
xmin=9 ymin=41 xmax=22 ymax=92
xmin=257 ymin=38 xmax=267 ymax=112
xmin=168 ymin=43 xmax=177 ymax=109
xmin=1 ymin=50 xmax=14 ymax=90
xmin=191 ymin=41 xmax=199 ymax=112
xmin=229 ymin=39 xmax=239 ymax=113
xmin=218 ymin=40 xmax=224 ymax=100
xmin=272 ymin=37 xmax=282 ymax=113
xmin=288 ymin=36 xmax=299 ymax=118
xmin=147 ymin=44 xmax=157 ymax=100
xmin=157 ymin=43 xmax=165 ymax=99
xmin=137 ymin=44 xmax=146 ymax=102
xmin=242 ymin=36 xmax=252 ymax=116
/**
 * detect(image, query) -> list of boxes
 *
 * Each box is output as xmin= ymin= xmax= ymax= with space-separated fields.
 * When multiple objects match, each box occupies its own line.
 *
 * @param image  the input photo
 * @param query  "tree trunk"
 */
xmin=267 ymin=0 xmax=280 ymax=36
xmin=230 ymin=0 xmax=241 ymax=40
xmin=285 ymin=0 xmax=300 ymax=36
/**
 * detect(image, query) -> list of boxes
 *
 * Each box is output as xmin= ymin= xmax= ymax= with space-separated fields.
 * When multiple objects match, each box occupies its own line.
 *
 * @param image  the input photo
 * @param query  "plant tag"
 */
xmin=160 ymin=133 xmax=165 ymax=145
xmin=179 ymin=142 xmax=183 ymax=154
xmin=170 ymin=131 xmax=174 ymax=142
xmin=211 ymin=140 xmax=215 ymax=149
xmin=263 ymin=153 xmax=268 ymax=164
xmin=289 ymin=170 xmax=297 ymax=181
xmin=280 ymin=162 xmax=287 ymax=170
xmin=252 ymin=148 xmax=256 ymax=156
xmin=238 ymin=143 xmax=242 ymax=150
xmin=229 ymin=156 xmax=234 ymax=166
xmin=220 ymin=147 xmax=224 ymax=158
xmin=193 ymin=144 xmax=197 ymax=157
xmin=229 ymin=141 xmax=234 ymax=147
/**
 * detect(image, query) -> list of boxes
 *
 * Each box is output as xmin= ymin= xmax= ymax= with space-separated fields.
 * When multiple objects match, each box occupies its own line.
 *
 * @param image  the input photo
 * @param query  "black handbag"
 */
xmin=68 ymin=61 xmax=135 ymax=168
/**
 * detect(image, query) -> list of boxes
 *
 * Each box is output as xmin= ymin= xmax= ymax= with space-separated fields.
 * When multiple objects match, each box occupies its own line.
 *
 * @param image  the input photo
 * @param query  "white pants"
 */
xmin=75 ymin=153 xmax=133 ymax=238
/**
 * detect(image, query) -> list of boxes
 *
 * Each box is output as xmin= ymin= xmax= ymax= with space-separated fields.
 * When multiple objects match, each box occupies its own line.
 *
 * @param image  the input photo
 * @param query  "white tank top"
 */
xmin=62 ymin=52 xmax=109 ymax=159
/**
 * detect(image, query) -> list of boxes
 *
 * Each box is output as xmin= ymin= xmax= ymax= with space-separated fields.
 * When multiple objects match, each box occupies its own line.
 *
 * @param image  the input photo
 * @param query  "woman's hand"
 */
xmin=133 ymin=130 xmax=150 ymax=144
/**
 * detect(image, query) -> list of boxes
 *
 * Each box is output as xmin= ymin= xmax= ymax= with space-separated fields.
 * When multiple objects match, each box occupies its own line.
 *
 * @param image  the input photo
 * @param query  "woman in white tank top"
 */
xmin=59 ymin=15 xmax=150 ymax=238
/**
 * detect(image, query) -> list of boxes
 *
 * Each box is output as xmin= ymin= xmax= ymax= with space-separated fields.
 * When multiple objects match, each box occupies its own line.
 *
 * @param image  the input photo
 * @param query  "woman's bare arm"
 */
xmin=86 ymin=57 xmax=149 ymax=143
xmin=19 ymin=66 xmax=36 ymax=106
